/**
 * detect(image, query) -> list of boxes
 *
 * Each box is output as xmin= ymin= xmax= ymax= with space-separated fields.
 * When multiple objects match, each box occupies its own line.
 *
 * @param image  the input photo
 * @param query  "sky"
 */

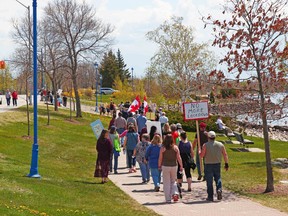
xmin=0 ymin=0 xmax=225 ymax=77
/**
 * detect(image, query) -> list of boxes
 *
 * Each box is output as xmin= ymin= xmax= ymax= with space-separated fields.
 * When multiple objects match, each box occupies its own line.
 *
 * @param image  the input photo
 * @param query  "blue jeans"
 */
xmin=127 ymin=150 xmax=136 ymax=168
xmin=150 ymin=168 xmax=161 ymax=187
xmin=116 ymin=128 xmax=125 ymax=146
xmin=196 ymin=150 xmax=204 ymax=177
xmin=113 ymin=150 xmax=120 ymax=172
xmin=205 ymin=163 xmax=222 ymax=199
xmin=109 ymin=149 xmax=120 ymax=172
xmin=139 ymin=162 xmax=150 ymax=182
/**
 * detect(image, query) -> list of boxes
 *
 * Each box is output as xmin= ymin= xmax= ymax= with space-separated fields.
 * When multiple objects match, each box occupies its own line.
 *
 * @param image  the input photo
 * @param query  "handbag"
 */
xmin=186 ymin=153 xmax=196 ymax=170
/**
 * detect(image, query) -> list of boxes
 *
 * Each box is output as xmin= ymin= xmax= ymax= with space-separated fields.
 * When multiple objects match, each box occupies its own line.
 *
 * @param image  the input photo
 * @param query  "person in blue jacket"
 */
xmin=146 ymin=133 xmax=162 ymax=192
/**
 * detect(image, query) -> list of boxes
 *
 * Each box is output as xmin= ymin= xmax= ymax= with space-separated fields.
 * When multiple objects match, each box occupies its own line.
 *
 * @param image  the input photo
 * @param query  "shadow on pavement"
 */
xmin=122 ymin=182 xmax=146 ymax=186
xmin=112 ymin=172 xmax=129 ymax=175
xmin=132 ymin=189 xmax=155 ymax=193
xmin=143 ymin=201 xmax=170 ymax=206
xmin=127 ymin=175 xmax=142 ymax=178
xmin=183 ymin=200 xmax=214 ymax=205
xmin=117 ymin=167 xmax=128 ymax=170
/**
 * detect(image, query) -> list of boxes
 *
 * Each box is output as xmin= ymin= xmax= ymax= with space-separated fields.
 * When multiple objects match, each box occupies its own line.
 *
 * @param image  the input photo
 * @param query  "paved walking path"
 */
xmin=0 ymin=94 xmax=30 ymax=113
xmin=109 ymin=152 xmax=287 ymax=216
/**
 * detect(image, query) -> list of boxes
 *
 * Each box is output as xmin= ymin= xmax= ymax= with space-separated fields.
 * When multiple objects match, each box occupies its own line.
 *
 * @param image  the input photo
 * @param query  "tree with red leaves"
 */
xmin=205 ymin=0 xmax=288 ymax=192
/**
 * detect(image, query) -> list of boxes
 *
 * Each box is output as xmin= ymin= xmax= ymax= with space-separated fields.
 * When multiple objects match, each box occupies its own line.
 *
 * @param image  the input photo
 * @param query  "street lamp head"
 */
xmin=94 ymin=62 xmax=98 ymax=69
xmin=131 ymin=67 xmax=134 ymax=71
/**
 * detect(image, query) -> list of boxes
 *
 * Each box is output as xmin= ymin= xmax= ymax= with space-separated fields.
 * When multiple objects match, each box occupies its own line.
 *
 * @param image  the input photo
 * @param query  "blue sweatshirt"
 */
xmin=145 ymin=144 xmax=161 ymax=169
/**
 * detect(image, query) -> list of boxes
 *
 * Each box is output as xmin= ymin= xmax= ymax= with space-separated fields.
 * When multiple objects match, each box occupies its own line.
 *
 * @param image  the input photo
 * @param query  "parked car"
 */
xmin=100 ymin=88 xmax=118 ymax=95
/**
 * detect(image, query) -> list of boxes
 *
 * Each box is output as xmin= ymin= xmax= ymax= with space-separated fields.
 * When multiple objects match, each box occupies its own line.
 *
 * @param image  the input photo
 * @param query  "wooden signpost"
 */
xmin=183 ymin=101 xmax=209 ymax=173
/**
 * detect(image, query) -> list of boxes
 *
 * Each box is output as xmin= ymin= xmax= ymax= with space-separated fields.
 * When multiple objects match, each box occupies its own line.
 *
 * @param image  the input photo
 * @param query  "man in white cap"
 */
xmin=199 ymin=131 xmax=229 ymax=202
xmin=159 ymin=112 xmax=169 ymax=129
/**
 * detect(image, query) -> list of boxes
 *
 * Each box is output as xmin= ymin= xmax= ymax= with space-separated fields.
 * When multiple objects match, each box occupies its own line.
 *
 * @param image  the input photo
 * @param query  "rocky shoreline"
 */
xmin=245 ymin=128 xmax=288 ymax=142
xmin=236 ymin=121 xmax=288 ymax=142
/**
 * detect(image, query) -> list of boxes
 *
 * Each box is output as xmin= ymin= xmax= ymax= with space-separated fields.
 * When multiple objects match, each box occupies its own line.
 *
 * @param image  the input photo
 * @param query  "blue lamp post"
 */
xmin=94 ymin=63 xmax=99 ymax=112
xmin=28 ymin=0 xmax=40 ymax=178
xmin=100 ymin=74 xmax=103 ymax=103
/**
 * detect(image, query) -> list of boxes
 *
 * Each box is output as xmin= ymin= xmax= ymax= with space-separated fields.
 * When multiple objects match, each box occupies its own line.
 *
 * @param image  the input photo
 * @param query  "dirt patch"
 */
xmin=248 ymin=184 xmax=288 ymax=196
xmin=64 ymin=119 xmax=82 ymax=125
xmin=22 ymin=135 xmax=31 ymax=140
xmin=278 ymin=169 xmax=288 ymax=174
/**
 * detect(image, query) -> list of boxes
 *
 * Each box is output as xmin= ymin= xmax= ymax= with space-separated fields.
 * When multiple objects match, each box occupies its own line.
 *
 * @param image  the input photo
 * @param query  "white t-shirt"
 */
xmin=216 ymin=118 xmax=225 ymax=129
xmin=159 ymin=115 xmax=169 ymax=124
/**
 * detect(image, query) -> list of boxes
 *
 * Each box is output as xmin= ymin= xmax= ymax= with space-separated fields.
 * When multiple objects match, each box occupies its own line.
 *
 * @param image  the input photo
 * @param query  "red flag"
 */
xmin=143 ymin=95 xmax=148 ymax=114
xmin=128 ymin=95 xmax=141 ymax=112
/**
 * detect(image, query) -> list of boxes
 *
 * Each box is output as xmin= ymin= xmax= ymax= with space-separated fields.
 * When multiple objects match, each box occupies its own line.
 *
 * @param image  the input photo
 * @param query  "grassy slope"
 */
xmin=0 ymin=106 xmax=157 ymax=216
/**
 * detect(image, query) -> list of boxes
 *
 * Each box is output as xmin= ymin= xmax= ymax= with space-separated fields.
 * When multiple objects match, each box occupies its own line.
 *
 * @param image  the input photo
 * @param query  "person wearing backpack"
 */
xmin=109 ymin=126 xmax=121 ymax=174
xmin=133 ymin=133 xmax=150 ymax=183
xmin=123 ymin=125 xmax=139 ymax=173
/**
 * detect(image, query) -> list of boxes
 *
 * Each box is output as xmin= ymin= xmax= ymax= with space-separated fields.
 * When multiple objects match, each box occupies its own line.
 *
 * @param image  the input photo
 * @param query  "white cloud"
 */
xmin=0 ymin=0 xmax=226 ymax=77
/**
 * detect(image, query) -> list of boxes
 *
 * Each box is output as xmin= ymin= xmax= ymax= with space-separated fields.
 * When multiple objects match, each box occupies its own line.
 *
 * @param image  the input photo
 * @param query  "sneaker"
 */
xmin=217 ymin=190 xmax=222 ymax=200
xmin=142 ymin=180 xmax=147 ymax=184
xmin=197 ymin=175 xmax=202 ymax=181
xmin=166 ymin=200 xmax=172 ymax=204
xmin=187 ymin=188 xmax=192 ymax=192
xmin=203 ymin=176 xmax=206 ymax=181
xmin=172 ymin=194 xmax=179 ymax=202
xmin=114 ymin=171 xmax=118 ymax=174
xmin=154 ymin=186 xmax=160 ymax=192
xmin=206 ymin=197 xmax=213 ymax=202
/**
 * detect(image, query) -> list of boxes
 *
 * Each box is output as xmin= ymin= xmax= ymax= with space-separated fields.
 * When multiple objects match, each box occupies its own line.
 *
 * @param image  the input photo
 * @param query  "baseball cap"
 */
xmin=199 ymin=122 xmax=207 ymax=128
xmin=208 ymin=131 xmax=216 ymax=138
xmin=176 ymin=123 xmax=182 ymax=129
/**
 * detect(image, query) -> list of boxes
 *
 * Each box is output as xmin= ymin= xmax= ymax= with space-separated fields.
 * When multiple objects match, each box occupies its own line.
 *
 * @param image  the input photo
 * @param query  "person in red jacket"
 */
xmin=11 ymin=90 xmax=18 ymax=106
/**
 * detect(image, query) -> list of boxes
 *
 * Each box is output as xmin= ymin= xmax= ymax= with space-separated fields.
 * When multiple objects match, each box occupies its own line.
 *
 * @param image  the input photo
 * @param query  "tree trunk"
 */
xmin=72 ymin=74 xmax=82 ymax=117
xmin=47 ymin=102 xmax=50 ymax=126
xmin=52 ymin=80 xmax=58 ymax=111
xmin=257 ymin=66 xmax=274 ymax=193
xmin=261 ymin=110 xmax=274 ymax=192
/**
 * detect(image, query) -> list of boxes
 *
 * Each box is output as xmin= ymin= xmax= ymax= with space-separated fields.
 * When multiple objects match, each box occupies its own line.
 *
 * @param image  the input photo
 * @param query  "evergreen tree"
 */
xmin=99 ymin=50 xmax=118 ymax=88
xmin=99 ymin=49 xmax=130 ymax=88
xmin=116 ymin=49 xmax=130 ymax=82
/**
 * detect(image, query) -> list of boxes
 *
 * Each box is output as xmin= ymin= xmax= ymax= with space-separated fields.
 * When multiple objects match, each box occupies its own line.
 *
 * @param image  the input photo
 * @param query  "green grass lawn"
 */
xmin=0 ymin=106 xmax=157 ymax=216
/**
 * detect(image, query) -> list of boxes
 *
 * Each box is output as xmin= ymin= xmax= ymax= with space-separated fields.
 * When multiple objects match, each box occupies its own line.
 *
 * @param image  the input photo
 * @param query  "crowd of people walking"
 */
xmin=94 ymin=106 xmax=229 ymax=203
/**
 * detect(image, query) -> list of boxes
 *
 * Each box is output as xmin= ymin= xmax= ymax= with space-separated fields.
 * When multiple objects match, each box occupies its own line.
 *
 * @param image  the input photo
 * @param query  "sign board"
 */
xmin=183 ymin=101 xmax=209 ymax=121
xmin=146 ymin=112 xmax=156 ymax=120
xmin=146 ymin=120 xmax=162 ymax=137
xmin=90 ymin=119 xmax=104 ymax=139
